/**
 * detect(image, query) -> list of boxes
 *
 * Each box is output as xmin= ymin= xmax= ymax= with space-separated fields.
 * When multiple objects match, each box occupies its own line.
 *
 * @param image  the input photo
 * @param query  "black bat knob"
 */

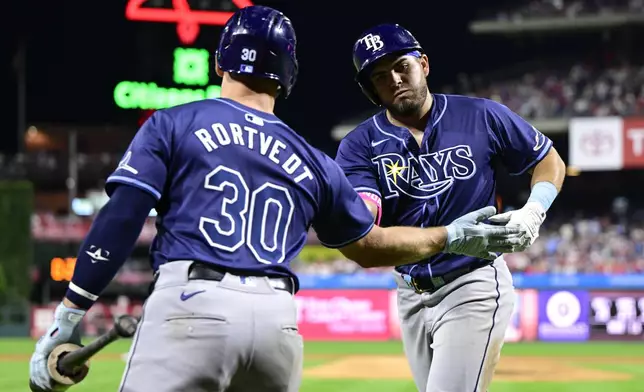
xmin=114 ymin=315 xmax=139 ymax=338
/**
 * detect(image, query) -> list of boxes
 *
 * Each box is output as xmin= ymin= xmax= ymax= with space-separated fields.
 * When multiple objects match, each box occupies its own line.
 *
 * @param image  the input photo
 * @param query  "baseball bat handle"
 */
xmin=57 ymin=328 xmax=118 ymax=372
xmin=58 ymin=315 xmax=139 ymax=374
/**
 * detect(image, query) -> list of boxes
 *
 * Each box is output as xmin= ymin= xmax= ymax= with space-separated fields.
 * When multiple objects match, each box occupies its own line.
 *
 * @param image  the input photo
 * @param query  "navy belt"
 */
xmin=401 ymin=261 xmax=492 ymax=294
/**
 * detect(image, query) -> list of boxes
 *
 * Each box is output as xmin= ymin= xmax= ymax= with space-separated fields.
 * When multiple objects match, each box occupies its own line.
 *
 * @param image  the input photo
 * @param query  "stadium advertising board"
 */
xmin=589 ymin=291 xmax=644 ymax=341
xmin=29 ymin=272 xmax=644 ymax=341
xmin=569 ymin=117 xmax=623 ymax=171
xmin=623 ymin=117 xmax=644 ymax=169
xmin=294 ymin=290 xmax=391 ymax=341
xmin=388 ymin=290 xmax=402 ymax=340
xmin=505 ymin=289 xmax=539 ymax=342
xmin=292 ymin=289 xmax=642 ymax=342
xmin=537 ymin=290 xmax=590 ymax=341
xmin=569 ymin=116 xmax=644 ymax=170
xmin=295 ymin=289 xmax=541 ymax=342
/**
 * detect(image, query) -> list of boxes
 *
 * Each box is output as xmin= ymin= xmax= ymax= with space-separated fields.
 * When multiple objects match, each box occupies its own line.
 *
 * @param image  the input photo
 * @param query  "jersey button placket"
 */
xmin=405 ymin=134 xmax=419 ymax=154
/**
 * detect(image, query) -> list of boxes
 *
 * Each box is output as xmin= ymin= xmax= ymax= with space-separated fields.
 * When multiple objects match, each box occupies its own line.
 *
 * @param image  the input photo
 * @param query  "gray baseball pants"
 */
xmin=117 ymin=260 xmax=303 ymax=392
xmin=394 ymin=257 xmax=516 ymax=392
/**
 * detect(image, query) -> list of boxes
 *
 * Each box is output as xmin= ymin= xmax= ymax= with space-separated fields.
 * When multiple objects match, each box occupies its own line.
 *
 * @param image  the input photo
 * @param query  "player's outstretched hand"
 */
xmin=443 ymin=206 xmax=525 ymax=260
xmin=488 ymin=202 xmax=546 ymax=252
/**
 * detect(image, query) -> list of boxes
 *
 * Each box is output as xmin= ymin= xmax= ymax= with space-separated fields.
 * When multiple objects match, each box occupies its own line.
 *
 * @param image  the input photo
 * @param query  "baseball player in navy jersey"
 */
xmin=28 ymin=9 xmax=523 ymax=392
xmin=336 ymin=24 xmax=567 ymax=392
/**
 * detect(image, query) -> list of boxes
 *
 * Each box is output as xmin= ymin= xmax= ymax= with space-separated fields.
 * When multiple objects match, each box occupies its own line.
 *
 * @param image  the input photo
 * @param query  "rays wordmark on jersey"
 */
xmin=372 ymin=145 xmax=477 ymax=200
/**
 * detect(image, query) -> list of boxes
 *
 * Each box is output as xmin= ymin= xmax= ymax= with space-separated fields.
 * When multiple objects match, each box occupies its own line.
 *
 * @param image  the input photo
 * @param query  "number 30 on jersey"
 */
xmin=199 ymin=165 xmax=294 ymax=265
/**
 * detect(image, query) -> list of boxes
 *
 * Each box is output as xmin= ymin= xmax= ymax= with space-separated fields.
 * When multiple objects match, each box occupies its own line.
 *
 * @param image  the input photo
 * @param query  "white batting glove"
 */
xmin=444 ymin=206 xmax=524 ymax=260
xmin=488 ymin=202 xmax=546 ymax=252
xmin=29 ymin=303 xmax=86 ymax=391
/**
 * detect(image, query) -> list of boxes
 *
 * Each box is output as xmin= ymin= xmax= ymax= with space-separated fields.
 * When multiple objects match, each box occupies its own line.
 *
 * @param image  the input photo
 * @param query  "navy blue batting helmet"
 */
xmin=216 ymin=6 xmax=298 ymax=98
xmin=353 ymin=24 xmax=424 ymax=105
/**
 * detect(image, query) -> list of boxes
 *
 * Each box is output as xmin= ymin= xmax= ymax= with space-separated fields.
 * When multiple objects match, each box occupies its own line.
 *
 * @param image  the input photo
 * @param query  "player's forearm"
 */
xmin=526 ymin=147 xmax=565 ymax=212
xmin=530 ymin=147 xmax=565 ymax=191
xmin=64 ymin=186 xmax=156 ymax=309
xmin=340 ymin=225 xmax=447 ymax=268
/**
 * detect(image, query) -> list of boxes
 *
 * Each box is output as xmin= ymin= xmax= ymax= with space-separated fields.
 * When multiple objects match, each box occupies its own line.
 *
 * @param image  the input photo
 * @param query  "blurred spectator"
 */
xmin=504 ymin=214 xmax=644 ymax=274
xmin=448 ymin=63 xmax=644 ymax=119
xmin=485 ymin=0 xmax=644 ymax=22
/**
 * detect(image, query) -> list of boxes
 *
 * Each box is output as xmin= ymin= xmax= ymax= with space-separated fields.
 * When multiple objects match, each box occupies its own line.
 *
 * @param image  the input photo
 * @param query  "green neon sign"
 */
xmin=174 ymin=48 xmax=209 ymax=86
xmin=114 ymin=47 xmax=221 ymax=110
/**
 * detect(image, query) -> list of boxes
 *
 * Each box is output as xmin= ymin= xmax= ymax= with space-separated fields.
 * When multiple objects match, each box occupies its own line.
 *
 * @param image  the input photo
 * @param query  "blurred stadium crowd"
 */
xmin=479 ymin=0 xmax=644 ymax=21
xmin=455 ymin=0 xmax=644 ymax=119
xmin=447 ymin=62 xmax=644 ymax=119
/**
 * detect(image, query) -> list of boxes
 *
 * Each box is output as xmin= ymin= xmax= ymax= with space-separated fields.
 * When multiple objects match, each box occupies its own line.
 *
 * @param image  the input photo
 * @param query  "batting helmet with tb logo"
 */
xmin=352 ymin=24 xmax=424 ymax=105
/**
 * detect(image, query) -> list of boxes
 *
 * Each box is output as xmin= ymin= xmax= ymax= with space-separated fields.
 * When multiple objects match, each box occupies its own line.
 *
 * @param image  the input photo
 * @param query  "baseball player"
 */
xmin=28 ymin=9 xmax=523 ymax=392
xmin=336 ymin=24 xmax=567 ymax=392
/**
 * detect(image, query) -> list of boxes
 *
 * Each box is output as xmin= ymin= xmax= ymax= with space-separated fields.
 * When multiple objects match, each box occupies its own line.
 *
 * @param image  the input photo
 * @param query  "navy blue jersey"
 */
xmin=335 ymin=94 xmax=553 ymax=278
xmin=106 ymin=98 xmax=374 ymax=285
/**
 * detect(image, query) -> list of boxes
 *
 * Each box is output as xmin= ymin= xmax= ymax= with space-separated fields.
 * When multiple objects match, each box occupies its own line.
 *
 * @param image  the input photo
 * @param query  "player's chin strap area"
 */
xmin=401 ymin=260 xmax=493 ymax=295
xmin=148 ymin=261 xmax=296 ymax=296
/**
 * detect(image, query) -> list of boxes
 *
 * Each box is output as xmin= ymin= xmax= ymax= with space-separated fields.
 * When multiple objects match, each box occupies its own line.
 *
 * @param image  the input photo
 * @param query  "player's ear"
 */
xmin=420 ymin=54 xmax=430 ymax=77
xmin=214 ymin=57 xmax=225 ymax=78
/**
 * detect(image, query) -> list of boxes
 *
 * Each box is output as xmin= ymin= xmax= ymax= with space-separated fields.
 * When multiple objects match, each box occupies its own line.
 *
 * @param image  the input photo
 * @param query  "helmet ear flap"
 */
xmin=363 ymin=88 xmax=381 ymax=106
xmin=355 ymin=74 xmax=381 ymax=106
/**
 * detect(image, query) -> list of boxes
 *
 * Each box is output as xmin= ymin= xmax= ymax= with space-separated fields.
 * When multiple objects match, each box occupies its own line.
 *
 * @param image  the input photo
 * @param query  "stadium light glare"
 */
xmin=567 ymin=166 xmax=581 ymax=176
